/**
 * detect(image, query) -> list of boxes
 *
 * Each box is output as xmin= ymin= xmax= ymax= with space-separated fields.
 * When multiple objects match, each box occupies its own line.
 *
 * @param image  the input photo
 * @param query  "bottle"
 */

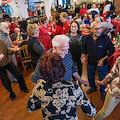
xmin=116 ymin=32 xmax=120 ymax=48
xmin=18 ymin=34 xmax=21 ymax=42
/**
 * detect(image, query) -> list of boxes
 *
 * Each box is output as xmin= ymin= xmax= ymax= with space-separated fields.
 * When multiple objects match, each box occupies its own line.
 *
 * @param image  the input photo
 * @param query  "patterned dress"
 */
xmin=27 ymin=79 xmax=96 ymax=120
xmin=105 ymin=56 xmax=120 ymax=99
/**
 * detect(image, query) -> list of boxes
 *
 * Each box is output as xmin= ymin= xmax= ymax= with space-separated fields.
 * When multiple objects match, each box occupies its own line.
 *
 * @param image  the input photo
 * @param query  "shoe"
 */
xmin=21 ymin=89 xmax=29 ymax=93
xmin=86 ymin=88 xmax=97 ymax=94
xmin=101 ymin=93 xmax=106 ymax=100
xmin=10 ymin=93 xmax=16 ymax=101
xmin=12 ymin=79 xmax=18 ymax=83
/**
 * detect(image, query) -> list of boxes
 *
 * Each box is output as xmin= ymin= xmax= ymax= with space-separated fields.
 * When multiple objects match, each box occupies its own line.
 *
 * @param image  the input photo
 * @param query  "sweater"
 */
xmin=0 ymin=39 xmax=14 ymax=67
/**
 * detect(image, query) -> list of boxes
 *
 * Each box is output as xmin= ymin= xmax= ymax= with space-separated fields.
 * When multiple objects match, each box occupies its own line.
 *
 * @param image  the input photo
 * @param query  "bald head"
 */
xmin=91 ymin=21 xmax=102 ymax=28
xmin=91 ymin=21 xmax=103 ymax=38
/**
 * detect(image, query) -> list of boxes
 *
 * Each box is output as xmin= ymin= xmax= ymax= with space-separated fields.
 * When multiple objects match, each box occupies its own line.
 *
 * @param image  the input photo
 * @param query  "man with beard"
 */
xmin=81 ymin=21 xmax=115 ymax=100
xmin=0 ymin=39 xmax=29 ymax=100
xmin=0 ymin=22 xmax=18 ymax=82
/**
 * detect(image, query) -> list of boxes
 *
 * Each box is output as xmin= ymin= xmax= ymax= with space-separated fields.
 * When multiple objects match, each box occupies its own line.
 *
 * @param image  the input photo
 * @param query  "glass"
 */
xmin=93 ymin=27 xmax=102 ymax=31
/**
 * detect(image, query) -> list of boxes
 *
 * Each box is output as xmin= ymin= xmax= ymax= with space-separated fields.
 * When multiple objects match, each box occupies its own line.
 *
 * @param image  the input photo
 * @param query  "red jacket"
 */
xmin=79 ymin=8 xmax=87 ymax=16
xmin=62 ymin=20 xmax=70 ymax=35
xmin=102 ymin=12 xmax=109 ymax=22
xmin=9 ymin=23 xmax=17 ymax=35
xmin=52 ymin=25 xmax=62 ymax=36
xmin=38 ymin=24 xmax=52 ymax=51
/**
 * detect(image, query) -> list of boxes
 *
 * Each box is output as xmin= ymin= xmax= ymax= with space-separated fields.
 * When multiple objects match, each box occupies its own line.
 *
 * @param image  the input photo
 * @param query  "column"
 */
xmin=44 ymin=0 xmax=53 ymax=18
xmin=18 ymin=0 xmax=28 ymax=19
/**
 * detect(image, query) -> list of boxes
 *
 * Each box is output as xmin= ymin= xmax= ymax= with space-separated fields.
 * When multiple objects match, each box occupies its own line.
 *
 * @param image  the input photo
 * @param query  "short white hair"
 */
xmin=14 ymin=27 xmax=20 ymax=32
xmin=0 ymin=22 xmax=8 ymax=30
xmin=52 ymin=35 xmax=70 ymax=48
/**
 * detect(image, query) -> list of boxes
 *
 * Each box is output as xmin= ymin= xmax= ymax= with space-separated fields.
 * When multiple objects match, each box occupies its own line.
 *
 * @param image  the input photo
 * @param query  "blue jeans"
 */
xmin=87 ymin=63 xmax=107 ymax=93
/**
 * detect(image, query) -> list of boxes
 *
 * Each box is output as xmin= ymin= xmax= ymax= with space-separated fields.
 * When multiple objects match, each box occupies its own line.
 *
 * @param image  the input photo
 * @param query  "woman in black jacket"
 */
xmin=27 ymin=23 xmax=45 ymax=69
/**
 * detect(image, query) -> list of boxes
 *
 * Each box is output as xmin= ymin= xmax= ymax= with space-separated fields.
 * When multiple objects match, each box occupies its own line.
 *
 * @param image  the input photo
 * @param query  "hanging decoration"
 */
xmin=1 ymin=0 xmax=12 ymax=6
xmin=24 ymin=0 xmax=28 ymax=8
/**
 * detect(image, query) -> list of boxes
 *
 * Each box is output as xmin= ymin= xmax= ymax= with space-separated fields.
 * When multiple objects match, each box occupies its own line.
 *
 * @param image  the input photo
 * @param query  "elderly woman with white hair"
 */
xmin=12 ymin=28 xmax=22 ymax=43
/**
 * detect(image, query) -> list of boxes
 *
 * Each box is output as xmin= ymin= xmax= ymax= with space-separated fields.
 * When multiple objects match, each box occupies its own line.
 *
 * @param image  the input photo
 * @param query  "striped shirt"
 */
xmin=30 ymin=49 xmax=77 ymax=83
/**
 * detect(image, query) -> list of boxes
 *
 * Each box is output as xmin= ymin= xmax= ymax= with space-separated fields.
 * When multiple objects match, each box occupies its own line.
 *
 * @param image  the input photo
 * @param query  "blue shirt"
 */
xmin=30 ymin=49 xmax=77 ymax=83
xmin=83 ymin=19 xmax=91 ymax=26
xmin=83 ymin=33 xmax=115 ymax=66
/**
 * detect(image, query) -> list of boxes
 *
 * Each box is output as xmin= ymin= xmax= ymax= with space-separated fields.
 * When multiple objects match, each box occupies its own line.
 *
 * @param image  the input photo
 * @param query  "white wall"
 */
xmin=74 ymin=0 xmax=92 ymax=4
xmin=0 ymin=0 xmax=28 ymax=19
xmin=29 ymin=0 xmax=43 ymax=3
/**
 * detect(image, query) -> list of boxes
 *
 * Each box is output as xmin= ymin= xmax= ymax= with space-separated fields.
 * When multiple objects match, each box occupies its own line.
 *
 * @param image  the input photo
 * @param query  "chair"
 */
xmin=18 ymin=45 xmax=31 ymax=73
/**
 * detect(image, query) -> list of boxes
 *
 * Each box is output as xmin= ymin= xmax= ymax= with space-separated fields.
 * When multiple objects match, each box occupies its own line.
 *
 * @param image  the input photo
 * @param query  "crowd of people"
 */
xmin=0 ymin=0 xmax=120 ymax=119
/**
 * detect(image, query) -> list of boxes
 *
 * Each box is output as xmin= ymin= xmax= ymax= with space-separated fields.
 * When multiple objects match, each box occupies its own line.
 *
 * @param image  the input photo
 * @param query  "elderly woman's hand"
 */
xmin=96 ymin=80 xmax=105 ymax=85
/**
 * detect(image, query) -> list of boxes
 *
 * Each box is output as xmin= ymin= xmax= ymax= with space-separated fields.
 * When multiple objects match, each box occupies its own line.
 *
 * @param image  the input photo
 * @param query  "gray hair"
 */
xmin=0 ymin=22 xmax=8 ymax=30
xmin=52 ymin=35 xmax=70 ymax=48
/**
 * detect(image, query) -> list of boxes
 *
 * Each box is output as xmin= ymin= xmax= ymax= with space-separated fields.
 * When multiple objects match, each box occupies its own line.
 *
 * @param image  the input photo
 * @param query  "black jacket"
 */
xmin=28 ymin=37 xmax=45 ymax=68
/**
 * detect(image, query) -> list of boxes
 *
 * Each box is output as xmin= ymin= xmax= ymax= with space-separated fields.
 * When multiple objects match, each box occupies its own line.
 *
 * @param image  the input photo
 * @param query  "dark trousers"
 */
xmin=72 ymin=56 xmax=82 ymax=83
xmin=87 ymin=63 xmax=107 ymax=93
xmin=0 ymin=62 xmax=28 ymax=95
xmin=73 ymin=56 xmax=82 ymax=77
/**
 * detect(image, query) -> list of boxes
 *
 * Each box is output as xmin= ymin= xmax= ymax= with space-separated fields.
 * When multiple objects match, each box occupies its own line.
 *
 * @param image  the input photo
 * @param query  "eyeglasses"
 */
xmin=93 ymin=27 xmax=102 ymax=31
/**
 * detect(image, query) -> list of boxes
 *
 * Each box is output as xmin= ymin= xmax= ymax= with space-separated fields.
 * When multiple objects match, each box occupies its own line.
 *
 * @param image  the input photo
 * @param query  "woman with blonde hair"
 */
xmin=60 ymin=12 xmax=70 ymax=34
xmin=27 ymin=23 xmax=45 ymax=69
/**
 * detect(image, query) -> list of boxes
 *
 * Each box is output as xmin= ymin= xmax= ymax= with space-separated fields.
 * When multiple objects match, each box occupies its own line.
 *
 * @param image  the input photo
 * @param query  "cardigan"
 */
xmin=0 ymin=39 xmax=14 ymax=67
